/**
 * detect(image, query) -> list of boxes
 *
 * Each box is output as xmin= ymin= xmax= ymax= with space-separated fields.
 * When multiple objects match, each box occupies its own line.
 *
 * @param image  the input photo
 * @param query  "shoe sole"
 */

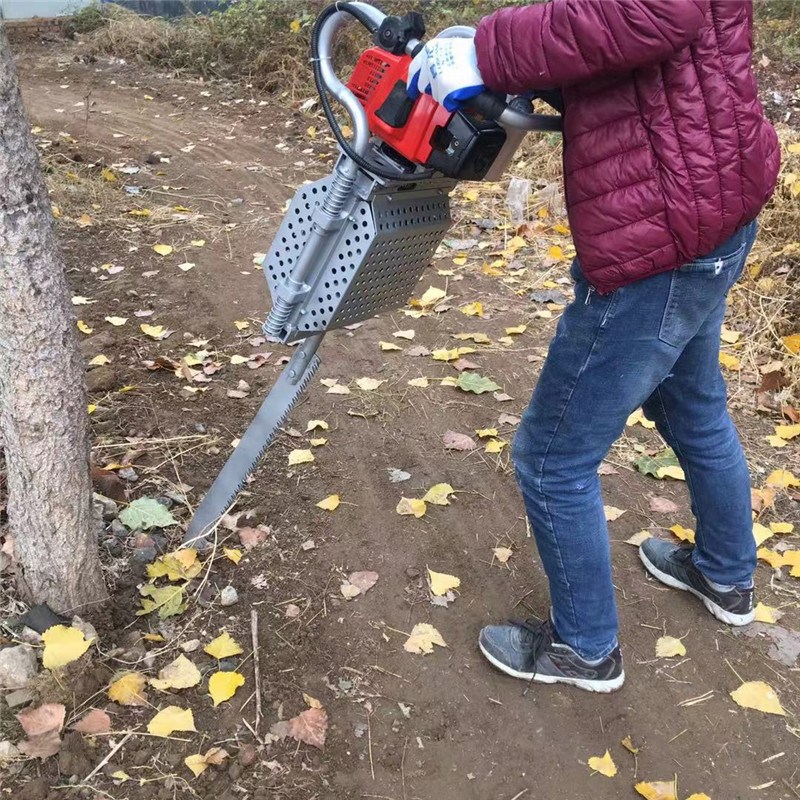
xmin=478 ymin=640 xmax=625 ymax=693
xmin=639 ymin=549 xmax=754 ymax=626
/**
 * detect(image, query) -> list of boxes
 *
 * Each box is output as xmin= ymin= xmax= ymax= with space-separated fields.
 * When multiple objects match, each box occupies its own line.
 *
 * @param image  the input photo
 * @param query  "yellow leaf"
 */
xmin=720 ymin=326 xmax=741 ymax=344
xmin=309 ymin=437 xmax=327 ymax=447
xmin=730 ymin=680 xmax=785 ymax=716
xmin=753 ymin=522 xmax=774 ymax=546
xmin=147 ymin=549 xmax=201 ymax=582
xmin=776 ymin=424 xmax=800 ymax=440
xmin=587 ymin=750 xmax=617 ymax=778
xmin=108 ymin=672 xmax=148 ymax=706
xmin=394 ymin=329 xmax=415 ymax=340
xmin=440 ymin=376 xmax=457 ymax=387
xmin=149 ymin=654 xmax=202 ymax=691
xmin=656 ymin=465 xmax=686 ymax=481
xmin=770 ymin=522 xmax=794 ymax=534
xmin=547 ymin=245 xmax=565 ymax=260
xmin=507 ymin=236 xmax=526 ymax=252
xmin=789 ymin=143 xmax=800 ymax=154
xmin=604 ymin=505 xmax=626 ymax=522
xmin=626 ymin=408 xmax=656 ymax=429
xmin=153 ymin=243 xmax=173 ymax=256
xmin=414 ymin=286 xmax=446 ymax=308
xmin=463 ymin=188 xmax=479 ymax=202
xmin=208 ymin=671 xmax=245 ymax=707
xmin=765 ymin=469 xmax=799 ymax=488
xmin=670 ymin=524 xmax=695 ymax=543
xmin=493 ymin=546 xmax=514 ymax=563
xmin=408 ymin=377 xmax=429 ymax=388
xmin=111 ymin=770 xmax=131 ymax=782
xmin=290 ymin=18 xmax=302 ymax=33
xmin=89 ymin=354 xmax=110 ymax=366
xmin=403 ymin=622 xmax=446 ymax=654
xmin=453 ymin=332 xmax=491 ymax=344
xmin=184 ymin=753 xmax=209 ymax=778
xmin=191 ymin=239 xmax=205 ymax=247
xmin=621 ymin=735 xmax=639 ymax=754
xmin=380 ymin=341 xmax=403 ymax=351
xmin=101 ymin=168 xmax=117 ymax=183
xmin=655 ymin=636 xmax=686 ymax=658
xmin=230 ymin=354 xmax=249 ymax=365
xmin=147 ymin=706 xmax=196 ymax=737
xmin=143 ymin=633 xmax=165 ymax=642
xmin=129 ymin=208 xmax=152 ymax=218
xmin=316 ymin=494 xmax=340 ymax=511
xmin=396 ymin=497 xmax=427 ymax=518
xmin=356 ymin=377 xmax=384 ymax=391
xmin=626 ymin=530 xmax=653 ymax=546
xmin=719 ymin=351 xmax=741 ymax=371
xmin=422 ymin=483 xmax=455 ymax=506
xmin=460 ymin=301 xmax=484 ymax=317
xmin=685 ymin=795 xmax=711 ymax=800
xmin=105 ymin=316 xmax=127 ymax=327
xmin=505 ymin=324 xmax=527 ymax=335
xmin=327 ymin=383 xmax=351 ymax=394
xmin=223 ymin=547 xmax=243 ymax=564
xmin=757 ymin=547 xmax=786 ymax=569
xmin=754 ymin=602 xmax=781 ymax=624
xmin=453 ymin=255 xmax=468 ymax=266
xmin=140 ymin=324 xmax=167 ymax=339
xmin=306 ymin=126 xmax=317 ymax=139
xmin=234 ymin=320 xmax=250 ymax=331
xmin=782 ymin=333 xmax=800 ymax=354
xmin=288 ymin=449 xmax=314 ymax=466
xmin=635 ymin=780 xmax=677 ymax=800
xmin=432 ymin=348 xmax=460 ymax=362
xmin=485 ymin=439 xmax=507 ymax=454
xmin=76 ymin=213 xmax=93 ymax=228
xmin=87 ymin=404 xmax=97 ymax=415
xmin=204 ymin=632 xmax=244 ymax=660
xmin=476 ymin=427 xmax=498 ymax=438
xmin=766 ymin=435 xmax=788 ymax=448
xmin=306 ymin=419 xmax=329 ymax=432
xmin=553 ymin=222 xmax=570 ymax=235
xmin=77 ymin=320 xmax=93 ymax=334
xmin=42 ymin=625 xmax=92 ymax=670
xmin=303 ymin=693 xmax=323 ymax=709
xmin=428 ymin=568 xmax=460 ymax=595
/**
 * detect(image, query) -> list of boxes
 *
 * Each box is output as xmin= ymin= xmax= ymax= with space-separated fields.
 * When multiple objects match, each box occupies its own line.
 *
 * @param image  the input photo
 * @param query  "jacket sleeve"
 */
xmin=474 ymin=0 xmax=709 ymax=94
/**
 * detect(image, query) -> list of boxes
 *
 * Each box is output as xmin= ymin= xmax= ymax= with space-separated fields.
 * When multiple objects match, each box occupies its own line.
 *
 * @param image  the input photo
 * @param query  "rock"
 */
xmin=228 ymin=762 xmax=242 ymax=781
xmin=4 ymin=687 xmax=35 ymax=709
xmin=16 ymin=626 xmax=43 ymax=645
xmin=118 ymin=466 xmax=139 ymax=482
xmin=220 ymin=586 xmax=239 ymax=606
xmin=71 ymin=616 xmax=98 ymax=644
xmin=92 ymin=493 xmax=119 ymax=522
xmin=102 ymin=538 xmax=124 ymax=558
xmin=0 ymin=740 xmax=21 ymax=762
xmin=86 ymin=365 xmax=117 ymax=393
xmin=17 ymin=776 xmax=49 ymax=800
xmin=405 ymin=567 xmax=421 ymax=580
xmin=155 ymin=495 xmax=174 ymax=509
xmin=284 ymin=603 xmax=301 ymax=619
xmin=238 ymin=743 xmax=258 ymax=767
xmin=180 ymin=639 xmax=200 ymax=653
xmin=0 ymin=644 xmax=38 ymax=689
xmin=110 ymin=519 xmax=128 ymax=539
xmin=132 ymin=533 xmax=155 ymax=549
xmin=58 ymin=732 xmax=93 ymax=778
xmin=79 ymin=331 xmax=115 ymax=357
xmin=150 ymin=532 xmax=168 ymax=553
xmin=218 ymin=659 xmax=239 ymax=672
xmin=129 ymin=547 xmax=157 ymax=573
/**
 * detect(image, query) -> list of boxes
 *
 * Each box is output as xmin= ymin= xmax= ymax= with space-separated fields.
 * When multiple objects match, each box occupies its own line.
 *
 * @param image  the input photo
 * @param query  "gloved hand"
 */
xmin=407 ymin=35 xmax=485 ymax=112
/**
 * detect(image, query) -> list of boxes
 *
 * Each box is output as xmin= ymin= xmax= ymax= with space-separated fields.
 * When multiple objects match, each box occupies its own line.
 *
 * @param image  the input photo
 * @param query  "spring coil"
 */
xmin=262 ymin=294 xmax=294 ymax=339
xmin=322 ymin=169 xmax=355 ymax=218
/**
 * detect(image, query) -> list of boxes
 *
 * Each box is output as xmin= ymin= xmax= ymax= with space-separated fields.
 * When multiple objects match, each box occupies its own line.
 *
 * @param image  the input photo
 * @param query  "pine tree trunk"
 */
xmin=0 ymin=26 xmax=107 ymax=615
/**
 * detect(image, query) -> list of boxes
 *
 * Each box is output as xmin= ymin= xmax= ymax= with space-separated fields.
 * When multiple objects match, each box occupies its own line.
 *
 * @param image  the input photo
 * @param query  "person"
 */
xmin=408 ymin=0 xmax=779 ymax=692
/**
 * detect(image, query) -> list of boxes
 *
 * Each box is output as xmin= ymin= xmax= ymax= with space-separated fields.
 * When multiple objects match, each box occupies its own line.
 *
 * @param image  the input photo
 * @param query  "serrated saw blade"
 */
xmin=182 ymin=352 xmax=321 ymax=546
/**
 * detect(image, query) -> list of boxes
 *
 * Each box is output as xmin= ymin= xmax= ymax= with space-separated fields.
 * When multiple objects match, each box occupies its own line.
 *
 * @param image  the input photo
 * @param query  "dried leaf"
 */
xmin=147 ymin=706 xmax=196 ymax=737
xmin=108 ymin=672 xmax=148 ymax=706
xmin=239 ymin=527 xmax=268 ymax=550
xmin=306 ymin=419 xmax=329 ymax=432
xmin=765 ymin=469 xmax=799 ymax=489
xmin=340 ymin=582 xmax=361 ymax=599
xmin=140 ymin=323 xmax=172 ymax=340
xmin=442 ymin=430 xmax=476 ymax=451
xmin=271 ymin=707 xmax=328 ymax=750
xmin=223 ymin=547 xmax=243 ymax=564
xmin=427 ymin=568 xmax=460 ymax=596
xmin=669 ymin=524 xmax=695 ymax=544
xmin=719 ymin=351 xmax=741 ymax=371
xmin=753 ymin=522 xmax=774 ymax=546
xmin=356 ymin=377 xmax=384 ymax=391
xmin=208 ymin=671 xmax=245 ymax=706
xmin=413 ymin=286 xmax=446 ymax=308
xmin=17 ymin=703 xmax=65 ymax=738
xmin=730 ymin=681 xmax=785 ymax=715
xmin=42 ymin=625 xmax=92 ymax=669
xmin=422 ymin=483 xmax=455 ymax=506
xmin=147 ymin=549 xmax=201 ymax=582
xmin=105 ymin=316 xmax=128 ymax=327
xmin=394 ymin=329 xmax=415 ymax=339
xmin=603 ymin=505 xmax=626 ymax=522
xmin=485 ymin=439 xmax=507 ymax=454
xmin=149 ymin=654 xmax=202 ymax=691
xmin=379 ymin=341 xmax=403 ymax=351
xmin=588 ymin=750 xmax=617 ymax=778
xmin=505 ymin=324 xmax=527 ymax=335
xmin=185 ymin=747 xmax=230 ymax=778
xmin=655 ymin=636 xmax=686 ymax=658
xmin=348 ymin=570 xmax=379 ymax=594
xmin=288 ymin=449 xmax=314 ymax=466
xmin=71 ymin=708 xmax=111 ymax=735
xmin=649 ymin=496 xmax=679 ymax=514
xmin=626 ymin=530 xmax=652 ymax=547
xmin=408 ymin=377 xmax=430 ymax=388
xmin=621 ymin=735 xmax=639 ymax=754
xmin=753 ymin=602 xmax=783 ymax=624
xmin=153 ymin=243 xmax=173 ymax=256
xmin=770 ymin=521 xmax=794 ymax=534
xmin=460 ymin=301 xmax=484 ymax=317
xmin=493 ymin=547 xmax=514 ymax=564
xmin=316 ymin=494 xmax=340 ymax=511
xmin=404 ymin=623 xmax=447 ymax=654
xmin=397 ymin=496 xmax=426 ymax=518
xmin=205 ymin=632 xmax=244 ymax=660
xmin=635 ymin=780 xmax=677 ymax=800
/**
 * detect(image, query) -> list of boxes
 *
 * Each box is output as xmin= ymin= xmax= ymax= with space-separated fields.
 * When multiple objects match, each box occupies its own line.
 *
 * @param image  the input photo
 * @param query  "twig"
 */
xmin=509 ymin=790 xmax=529 ymax=800
xmin=367 ymin=709 xmax=375 ymax=781
xmin=85 ymin=732 xmax=133 ymax=781
xmin=401 ymin=736 xmax=408 ymax=800
xmin=251 ymin=609 xmax=262 ymax=734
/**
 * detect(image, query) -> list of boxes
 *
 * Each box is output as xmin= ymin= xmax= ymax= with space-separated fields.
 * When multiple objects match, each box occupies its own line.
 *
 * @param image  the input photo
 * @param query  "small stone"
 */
xmin=155 ymin=496 xmax=174 ymax=509
xmin=16 ymin=626 xmax=43 ymax=645
xmin=180 ymin=639 xmax=200 ymax=653
xmin=71 ymin=616 xmax=98 ymax=644
xmin=220 ymin=586 xmax=239 ymax=606
xmin=0 ymin=740 xmax=20 ymax=762
xmin=218 ymin=659 xmax=239 ymax=672
xmin=300 ymin=539 xmax=315 ymax=551
xmin=238 ymin=743 xmax=258 ymax=767
xmin=284 ymin=603 xmax=301 ymax=619
xmin=110 ymin=519 xmax=128 ymax=539
xmin=118 ymin=466 xmax=139 ymax=482
xmin=130 ymin=547 xmax=157 ymax=572
xmin=405 ymin=567 xmax=421 ymax=580
xmin=354 ymin=722 xmax=368 ymax=739
xmin=102 ymin=538 xmax=124 ymax=558
xmin=228 ymin=763 xmax=242 ymax=781
xmin=4 ymin=687 xmax=35 ymax=709
xmin=0 ymin=644 xmax=38 ymax=689
xmin=132 ymin=533 xmax=155 ymax=549
xmin=93 ymin=493 xmax=119 ymax=521
xmin=150 ymin=533 xmax=168 ymax=554
xmin=86 ymin=365 xmax=117 ymax=393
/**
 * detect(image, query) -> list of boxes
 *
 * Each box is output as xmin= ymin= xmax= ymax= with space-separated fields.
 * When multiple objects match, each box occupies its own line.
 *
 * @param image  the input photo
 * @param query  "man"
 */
xmin=408 ymin=0 xmax=779 ymax=692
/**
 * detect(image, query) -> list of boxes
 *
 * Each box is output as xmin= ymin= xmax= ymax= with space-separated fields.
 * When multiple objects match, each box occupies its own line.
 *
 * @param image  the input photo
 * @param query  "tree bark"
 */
xmin=0 ymin=26 xmax=107 ymax=615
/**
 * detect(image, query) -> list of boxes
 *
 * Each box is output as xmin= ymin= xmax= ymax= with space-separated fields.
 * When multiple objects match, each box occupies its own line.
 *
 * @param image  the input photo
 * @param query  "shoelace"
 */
xmin=509 ymin=617 xmax=554 ymax=695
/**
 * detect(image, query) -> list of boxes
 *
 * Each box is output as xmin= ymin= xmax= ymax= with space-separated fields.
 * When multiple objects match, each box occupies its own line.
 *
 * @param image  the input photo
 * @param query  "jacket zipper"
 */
xmin=585 ymin=286 xmax=595 ymax=305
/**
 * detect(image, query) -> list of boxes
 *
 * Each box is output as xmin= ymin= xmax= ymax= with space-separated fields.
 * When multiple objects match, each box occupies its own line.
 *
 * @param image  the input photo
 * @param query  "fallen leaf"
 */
xmin=327 ymin=383 xmax=351 ymax=394
xmin=108 ymin=672 xmax=148 ymax=706
xmin=137 ymin=584 xmax=186 ymax=619
xmin=476 ymin=427 xmax=499 ymax=439
xmin=753 ymin=522 xmax=774 ymax=546
xmin=757 ymin=547 xmax=787 ymax=569
xmin=185 ymin=747 xmax=230 ymax=778
xmin=765 ymin=469 xmax=799 ymax=489
xmin=149 ymin=654 xmax=202 ymax=691
xmin=147 ymin=706 xmax=196 ymax=737
xmin=140 ymin=324 xmax=171 ymax=340
xmin=588 ymin=750 xmax=617 ymax=778
xmin=456 ymin=372 xmax=501 ymax=394
xmin=485 ymin=439 xmax=507 ymax=454
xmin=380 ymin=341 xmax=403 ymax=351
xmin=208 ymin=671 xmax=245 ymax=706
xmin=505 ymin=324 xmax=527 ymax=335
xmin=422 ymin=483 xmax=455 ymax=506
xmin=105 ymin=316 xmax=128 ymax=327
xmin=152 ymin=243 xmax=173 ymax=256
xmin=603 ymin=505 xmax=626 ymax=522
xmin=205 ymin=632 xmax=244 ymax=660
xmin=626 ymin=530 xmax=653 ymax=546
xmin=408 ymin=377 xmax=430 ymax=388
xmin=460 ymin=301 xmax=484 ymax=317
xmin=621 ymin=735 xmax=639 ymax=754
xmin=442 ymin=430 xmax=476 ymax=451
xmin=306 ymin=419 xmax=329 ymax=432
xmin=119 ymin=497 xmax=177 ymax=530
xmin=669 ymin=524 xmax=695 ymax=543
xmin=776 ymin=424 xmax=800 ymax=440
xmin=348 ymin=571 xmax=379 ymax=594
xmin=655 ymin=636 xmax=686 ymax=658
xmin=753 ymin=602 xmax=783 ymax=624
xmin=42 ymin=625 xmax=92 ymax=669
xmin=404 ymin=623 xmax=447 ymax=655
xmin=16 ymin=703 xmax=65 ymax=760
xmin=239 ymin=527 xmax=268 ymax=550
xmin=719 ymin=352 xmax=741 ymax=371
xmin=223 ymin=547 xmax=243 ymax=564
xmin=234 ymin=320 xmax=250 ymax=331
xmin=730 ymin=681 xmax=785 ymax=715
xmin=426 ymin=569 xmax=462 ymax=604
xmin=649 ymin=496 xmax=679 ymax=514
xmin=394 ymin=329 xmax=415 ymax=339
xmin=316 ymin=494 xmax=340 ymax=511
xmin=396 ymin=497 xmax=426 ymax=518
xmin=89 ymin=354 xmax=111 ymax=366
xmin=147 ymin=549 xmax=202 ymax=582
xmin=635 ymin=780 xmax=677 ymax=800
xmin=634 ymin=449 xmax=685 ymax=481
xmin=356 ymin=377 xmax=384 ymax=391
xmin=770 ymin=522 xmax=794 ymax=534
xmin=493 ymin=546 xmax=514 ymax=564
xmin=70 ymin=708 xmax=111 ymax=735
xmin=271 ymin=707 xmax=328 ymax=750
xmin=77 ymin=320 xmax=93 ymax=334
xmin=340 ymin=582 xmax=361 ymax=599
xmin=413 ymin=286 xmax=446 ymax=308
xmin=288 ymin=449 xmax=314 ymax=466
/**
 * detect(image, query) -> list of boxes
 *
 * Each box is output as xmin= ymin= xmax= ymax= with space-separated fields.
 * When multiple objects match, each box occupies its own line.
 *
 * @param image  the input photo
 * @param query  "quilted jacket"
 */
xmin=474 ymin=0 xmax=780 ymax=292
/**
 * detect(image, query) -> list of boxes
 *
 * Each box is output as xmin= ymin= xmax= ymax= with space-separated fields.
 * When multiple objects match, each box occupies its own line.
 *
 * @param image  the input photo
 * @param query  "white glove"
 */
xmin=407 ymin=36 xmax=485 ymax=112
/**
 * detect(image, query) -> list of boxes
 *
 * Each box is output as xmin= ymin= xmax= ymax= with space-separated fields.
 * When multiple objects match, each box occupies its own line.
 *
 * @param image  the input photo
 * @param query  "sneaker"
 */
xmin=639 ymin=538 xmax=754 ymax=625
xmin=478 ymin=618 xmax=624 ymax=693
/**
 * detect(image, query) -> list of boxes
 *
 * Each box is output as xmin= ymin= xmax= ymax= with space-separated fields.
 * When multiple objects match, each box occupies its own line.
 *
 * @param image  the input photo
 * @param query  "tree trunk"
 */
xmin=0 ymin=26 xmax=107 ymax=615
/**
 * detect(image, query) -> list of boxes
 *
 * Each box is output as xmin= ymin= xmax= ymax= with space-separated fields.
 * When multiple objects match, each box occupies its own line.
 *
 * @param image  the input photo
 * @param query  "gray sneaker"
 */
xmin=639 ymin=538 xmax=755 ymax=625
xmin=478 ymin=618 xmax=624 ymax=693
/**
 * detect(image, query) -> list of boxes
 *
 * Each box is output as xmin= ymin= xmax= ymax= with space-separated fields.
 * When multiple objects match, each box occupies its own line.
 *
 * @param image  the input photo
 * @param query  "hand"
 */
xmin=407 ymin=36 xmax=485 ymax=112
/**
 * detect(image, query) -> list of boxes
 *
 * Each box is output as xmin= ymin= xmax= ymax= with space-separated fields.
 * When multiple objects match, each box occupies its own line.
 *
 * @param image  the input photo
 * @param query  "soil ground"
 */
xmin=3 ymin=39 xmax=799 ymax=800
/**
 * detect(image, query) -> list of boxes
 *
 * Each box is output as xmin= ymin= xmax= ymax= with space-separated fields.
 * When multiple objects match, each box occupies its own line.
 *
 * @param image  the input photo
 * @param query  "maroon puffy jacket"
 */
xmin=474 ymin=0 xmax=780 ymax=293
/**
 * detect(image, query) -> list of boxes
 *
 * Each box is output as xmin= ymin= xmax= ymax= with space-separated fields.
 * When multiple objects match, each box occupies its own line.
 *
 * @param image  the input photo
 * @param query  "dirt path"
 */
xmin=6 ymin=43 xmax=799 ymax=800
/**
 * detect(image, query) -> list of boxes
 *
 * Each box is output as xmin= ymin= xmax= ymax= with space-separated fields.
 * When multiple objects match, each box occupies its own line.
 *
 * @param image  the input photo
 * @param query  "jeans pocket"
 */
xmin=658 ymin=243 xmax=747 ymax=348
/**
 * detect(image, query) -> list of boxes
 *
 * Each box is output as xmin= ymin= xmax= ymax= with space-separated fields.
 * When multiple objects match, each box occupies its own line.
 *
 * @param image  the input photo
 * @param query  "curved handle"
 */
xmin=469 ymin=92 xmax=562 ymax=133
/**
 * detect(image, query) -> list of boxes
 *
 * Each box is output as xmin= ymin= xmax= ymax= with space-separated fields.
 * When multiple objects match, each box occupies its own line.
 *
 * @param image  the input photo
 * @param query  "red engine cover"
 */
xmin=347 ymin=48 xmax=451 ymax=166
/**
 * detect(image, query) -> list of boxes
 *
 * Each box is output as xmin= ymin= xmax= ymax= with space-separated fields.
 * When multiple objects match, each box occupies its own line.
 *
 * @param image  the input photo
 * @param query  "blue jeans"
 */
xmin=512 ymin=221 xmax=758 ymax=661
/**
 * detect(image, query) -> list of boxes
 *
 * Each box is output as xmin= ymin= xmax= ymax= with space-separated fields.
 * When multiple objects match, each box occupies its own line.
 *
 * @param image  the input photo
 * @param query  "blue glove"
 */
xmin=407 ymin=36 xmax=485 ymax=112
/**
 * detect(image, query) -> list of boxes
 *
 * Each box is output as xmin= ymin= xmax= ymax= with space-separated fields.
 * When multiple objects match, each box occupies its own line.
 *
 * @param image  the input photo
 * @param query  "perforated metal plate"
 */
xmin=263 ymin=177 xmax=453 ymax=342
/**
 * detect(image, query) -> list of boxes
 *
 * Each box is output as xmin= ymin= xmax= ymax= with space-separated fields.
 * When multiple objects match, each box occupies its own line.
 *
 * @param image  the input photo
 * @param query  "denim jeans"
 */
xmin=512 ymin=221 xmax=758 ymax=661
